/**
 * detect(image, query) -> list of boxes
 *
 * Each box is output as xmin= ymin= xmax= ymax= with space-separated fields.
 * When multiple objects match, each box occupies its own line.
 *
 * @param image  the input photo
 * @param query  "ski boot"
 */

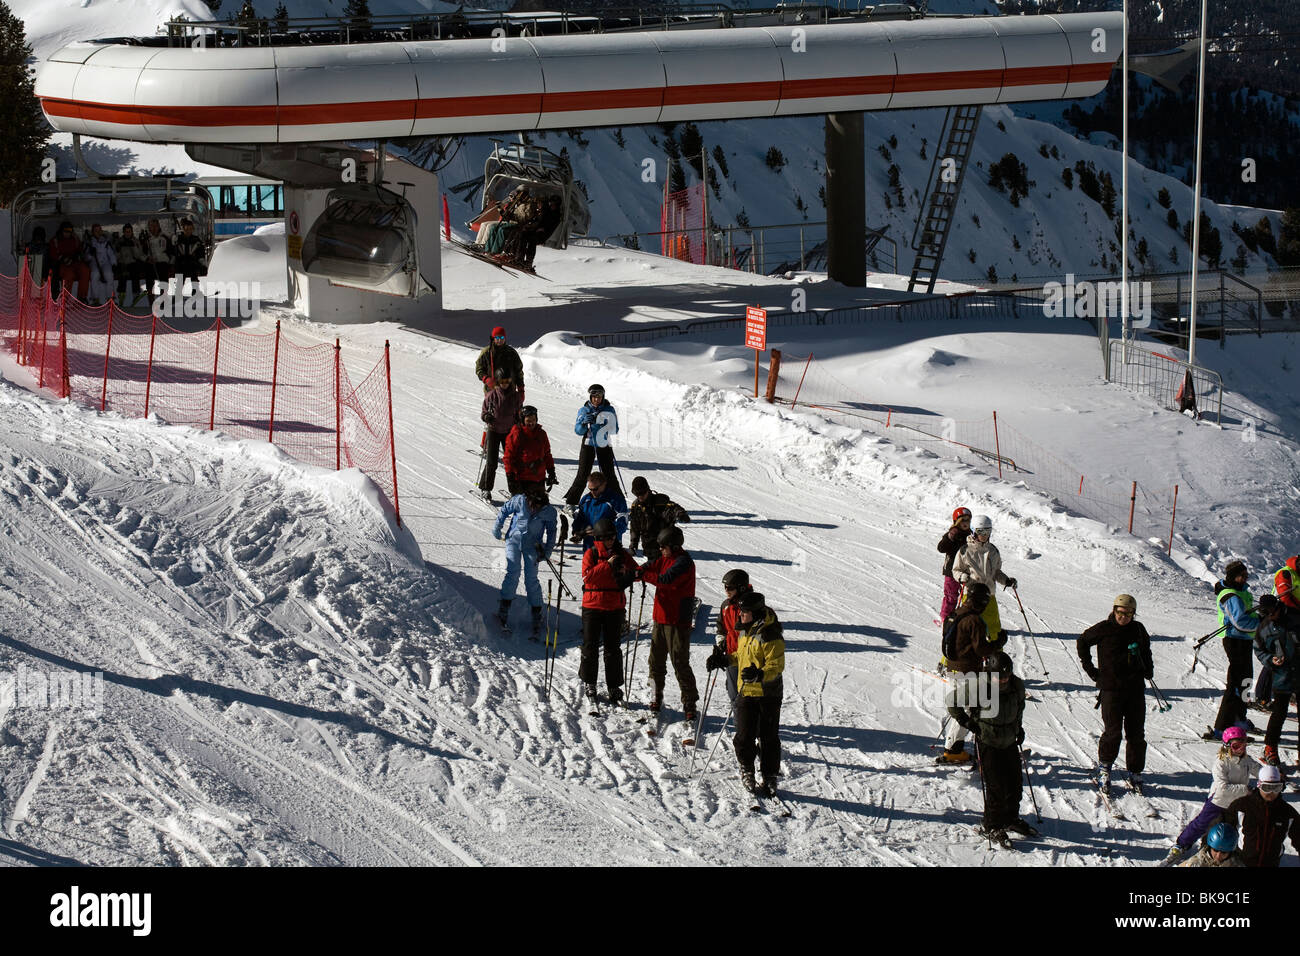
xmin=650 ymin=689 xmax=663 ymax=714
xmin=496 ymin=599 xmax=511 ymax=629
xmin=990 ymin=828 xmax=1015 ymax=849
xmin=1006 ymin=818 xmax=1040 ymax=838
xmin=607 ymin=687 xmax=623 ymax=707
xmin=760 ymin=775 xmax=779 ymax=798
xmin=936 ymin=743 xmax=972 ymax=765
xmin=683 ymin=700 xmax=698 ymax=723
xmin=1127 ymin=772 xmax=1145 ymax=795
xmin=1158 ymin=843 xmax=1186 ymax=868
xmin=531 ymin=605 xmax=545 ymax=639
xmin=584 ymin=682 xmax=598 ymax=704
xmin=1264 ymin=745 xmax=1281 ymax=767
xmin=740 ymin=769 xmax=759 ymax=794
xmin=1097 ymin=763 xmax=1113 ymax=794
xmin=477 ymin=488 xmax=493 ymax=502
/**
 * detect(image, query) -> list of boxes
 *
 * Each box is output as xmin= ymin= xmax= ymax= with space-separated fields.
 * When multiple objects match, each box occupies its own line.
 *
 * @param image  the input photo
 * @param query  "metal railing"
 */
xmin=1106 ymin=341 xmax=1223 ymax=425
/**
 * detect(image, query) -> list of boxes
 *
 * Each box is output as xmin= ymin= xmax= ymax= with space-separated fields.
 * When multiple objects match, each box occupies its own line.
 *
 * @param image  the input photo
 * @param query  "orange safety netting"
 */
xmin=661 ymin=183 xmax=706 ymax=265
xmin=0 ymin=266 xmax=401 ymax=524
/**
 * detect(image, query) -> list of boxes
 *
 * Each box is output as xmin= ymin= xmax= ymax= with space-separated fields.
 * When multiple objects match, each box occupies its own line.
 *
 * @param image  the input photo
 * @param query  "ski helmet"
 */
xmin=952 ymin=507 xmax=972 ymax=522
xmin=657 ymin=526 xmax=684 ymax=550
xmin=722 ymin=569 xmax=750 ymax=591
xmin=964 ymin=583 xmax=991 ymax=608
xmin=588 ymin=384 xmax=605 ymax=398
xmin=591 ymin=518 xmax=617 ymax=539
xmin=526 ymin=487 xmax=548 ymax=509
xmin=1221 ymin=725 xmax=1247 ymax=745
xmin=1112 ymin=594 xmax=1137 ymax=613
xmin=970 ymin=515 xmax=993 ymax=534
xmin=520 ymin=405 xmax=539 ymax=422
xmin=1259 ymin=764 xmax=1284 ymax=789
xmin=631 ymin=476 xmax=650 ymax=496
xmin=984 ymin=651 xmax=1014 ymax=676
xmin=495 ymin=366 xmax=512 ymax=382
xmin=736 ymin=591 xmax=766 ymax=617
xmin=1206 ymin=822 xmax=1238 ymax=853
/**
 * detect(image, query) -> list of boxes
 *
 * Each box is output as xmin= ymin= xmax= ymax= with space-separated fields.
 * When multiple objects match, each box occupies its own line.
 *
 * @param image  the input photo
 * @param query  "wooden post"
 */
xmin=993 ymin=410 xmax=1003 ymax=479
xmin=335 ymin=338 xmax=342 ymax=470
xmin=754 ymin=349 xmax=760 ymax=399
xmin=886 ymin=409 xmax=892 ymax=428
xmin=268 ymin=320 xmax=282 ymax=442
xmin=101 ymin=299 xmax=115 ymax=411
xmin=144 ymin=311 xmax=158 ymax=418
xmin=209 ymin=319 xmax=222 ymax=430
xmin=1128 ymin=480 xmax=1137 ymax=534
xmin=1167 ymin=484 xmax=1179 ymax=555
xmin=1078 ymin=475 xmax=1084 ymax=495
xmin=791 ymin=353 xmax=812 ymax=408
xmin=384 ymin=340 xmax=401 ymax=527
xmin=764 ymin=349 xmax=782 ymax=403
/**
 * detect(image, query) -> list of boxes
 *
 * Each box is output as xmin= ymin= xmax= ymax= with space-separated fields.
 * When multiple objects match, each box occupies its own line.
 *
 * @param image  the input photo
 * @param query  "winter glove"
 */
xmin=482 ymin=376 xmax=494 ymax=387
xmin=741 ymin=665 xmax=762 ymax=684
xmin=706 ymin=645 xmax=728 ymax=672
xmin=546 ymin=470 xmax=557 ymax=490
xmin=1005 ymin=577 xmax=1018 ymax=590
xmin=481 ymin=411 xmax=494 ymax=424
xmin=1084 ymin=667 xmax=1100 ymax=685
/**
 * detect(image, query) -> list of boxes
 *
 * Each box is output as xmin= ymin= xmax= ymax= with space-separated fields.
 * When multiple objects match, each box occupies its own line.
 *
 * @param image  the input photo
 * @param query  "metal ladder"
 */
xmin=907 ymin=104 xmax=982 ymax=294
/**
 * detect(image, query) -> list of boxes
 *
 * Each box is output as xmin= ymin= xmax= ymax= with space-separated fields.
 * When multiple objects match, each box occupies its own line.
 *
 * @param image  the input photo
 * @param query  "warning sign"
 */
xmin=287 ymin=235 xmax=303 ymax=260
xmin=745 ymin=306 xmax=767 ymax=351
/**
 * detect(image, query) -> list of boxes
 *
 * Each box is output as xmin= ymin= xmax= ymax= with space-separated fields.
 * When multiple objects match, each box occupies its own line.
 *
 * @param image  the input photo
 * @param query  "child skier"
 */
xmin=937 ymin=506 xmax=972 ymax=623
xmin=1160 ymin=725 xmax=1260 ymax=866
xmin=952 ymin=514 xmax=1016 ymax=646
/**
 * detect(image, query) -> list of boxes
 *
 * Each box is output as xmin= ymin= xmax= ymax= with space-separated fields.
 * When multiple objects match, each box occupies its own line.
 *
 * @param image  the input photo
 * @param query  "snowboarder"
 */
xmin=579 ymin=517 xmax=637 ymax=705
xmin=636 ymin=525 xmax=699 ymax=720
xmin=1077 ymin=594 xmax=1153 ymax=793
xmin=937 ymin=506 xmax=972 ymax=624
xmin=502 ymin=405 xmax=557 ymax=498
xmin=727 ymin=590 xmax=784 ymax=796
xmin=951 ymin=514 xmax=1016 ymax=647
xmin=1205 ymin=560 xmax=1260 ymax=739
xmin=562 ymin=384 xmax=621 ymax=509
xmin=48 ymin=221 xmax=90 ymax=301
xmin=570 ymin=471 xmax=627 ymax=553
xmin=936 ymin=583 xmax=994 ymax=764
xmin=1254 ymin=594 xmax=1300 ymax=768
xmin=1177 ymin=823 xmax=1244 ymax=867
xmin=172 ymin=219 xmax=207 ymax=293
xmin=1160 ymin=725 xmax=1260 ymax=866
xmin=627 ymin=476 xmax=691 ymax=561
xmin=1225 ymin=764 xmax=1300 ymax=866
xmin=707 ymin=568 xmax=751 ymax=706
xmin=477 ymin=366 xmax=523 ymax=500
xmin=491 ymin=486 xmax=558 ymax=637
xmin=84 ymin=224 xmax=117 ymax=304
xmin=474 ymin=326 xmax=525 ymax=396
xmin=947 ymin=651 xmax=1032 ymax=845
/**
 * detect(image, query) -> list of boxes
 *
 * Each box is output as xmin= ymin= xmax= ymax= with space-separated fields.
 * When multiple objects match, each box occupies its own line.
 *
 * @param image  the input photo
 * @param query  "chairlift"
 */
xmin=300 ymin=183 xmax=426 ymax=296
xmin=479 ymin=143 xmax=592 ymax=249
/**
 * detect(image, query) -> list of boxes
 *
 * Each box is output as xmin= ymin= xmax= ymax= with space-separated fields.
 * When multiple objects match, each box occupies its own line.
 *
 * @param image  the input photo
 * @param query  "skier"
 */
xmin=141 ymin=219 xmax=173 ymax=294
xmin=579 ymin=517 xmax=637 ymax=705
xmin=951 ymin=515 xmax=1016 ymax=647
xmin=947 ymin=650 xmax=1032 ymax=846
xmin=1204 ymin=560 xmax=1260 ymax=739
xmin=502 ymin=405 xmax=557 ymax=498
xmin=627 ymin=476 xmax=691 ymax=561
xmin=937 ymin=506 xmax=972 ymax=624
xmin=1077 ymin=594 xmax=1154 ymax=793
xmin=477 ymin=367 xmax=523 ymax=501
xmin=1177 ymin=823 xmax=1245 ymax=868
xmin=1254 ymin=594 xmax=1300 ymax=768
xmin=172 ymin=219 xmax=207 ymax=293
xmin=491 ymin=486 xmax=557 ymax=638
xmin=1225 ymin=764 xmax=1300 ymax=866
xmin=636 ymin=525 xmax=699 ymax=720
xmin=727 ymin=590 xmax=784 ymax=796
xmin=562 ymin=384 xmax=621 ymax=510
xmin=707 ymin=569 xmax=751 ymax=706
xmin=48 ymin=221 xmax=90 ymax=301
xmin=936 ymin=583 xmax=993 ymax=764
xmin=1160 ymin=725 xmax=1260 ymax=866
xmin=114 ymin=225 xmax=148 ymax=305
xmin=570 ymin=471 xmax=627 ymax=553
xmin=474 ymin=326 xmax=525 ymax=395
xmin=84 ymin=224 xmax=117 ymax=304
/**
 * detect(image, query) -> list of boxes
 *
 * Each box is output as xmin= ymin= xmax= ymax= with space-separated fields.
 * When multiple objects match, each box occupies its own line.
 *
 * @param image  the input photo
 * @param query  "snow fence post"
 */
xmin=764 ymin=349 xmax=782 ymax=403
xmin=1128 ymin=480 xmax=1137 ymax=534
xmin=442 ymin=193 xmax=451 ymax=240
xmin=144 ymin=310 xmax=158 ymax=418
xmin=384 ymin=340 xmax=401 ymax=527
xmin=992 ymin=410 xmax=1002 ymax=479
xmin=335 ymin=338 xmax=341 ymax=471
xmin=209 ymin=318 xmax=222 ymax=430
xmin=59 ymin=287 xmax=69 ymax=399
xmin=268 ymin=320 xmax=281 ymax=443
xmin=791 ymin=353 xmax=812 ymax=408
xmin=1167 ymin=484 xmax=1179 ymax=556
xmin=101 ymin=298 xmax=115 ymax=411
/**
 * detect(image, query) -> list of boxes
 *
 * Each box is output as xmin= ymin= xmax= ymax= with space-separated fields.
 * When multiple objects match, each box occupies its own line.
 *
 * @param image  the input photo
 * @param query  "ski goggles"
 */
xmin=1259 ymin=781 xmax=1284 ymax=793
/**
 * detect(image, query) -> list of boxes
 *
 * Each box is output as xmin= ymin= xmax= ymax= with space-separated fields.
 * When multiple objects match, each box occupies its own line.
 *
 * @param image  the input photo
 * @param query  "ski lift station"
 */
xmin=32 ymin=6 xmax=1122 ymax=326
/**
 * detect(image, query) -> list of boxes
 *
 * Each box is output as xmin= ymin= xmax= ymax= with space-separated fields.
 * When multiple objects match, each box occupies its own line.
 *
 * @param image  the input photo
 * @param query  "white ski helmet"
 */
xmin=971 ymin=515 xmax=993 ymax=534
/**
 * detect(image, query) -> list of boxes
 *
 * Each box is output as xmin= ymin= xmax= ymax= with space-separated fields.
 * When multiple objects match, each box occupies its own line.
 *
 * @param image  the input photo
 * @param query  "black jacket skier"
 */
xmin=628 ymin=476 xmax=690 ymax=560
xmin=1077 ymin=595 xmax=1152 ymax=787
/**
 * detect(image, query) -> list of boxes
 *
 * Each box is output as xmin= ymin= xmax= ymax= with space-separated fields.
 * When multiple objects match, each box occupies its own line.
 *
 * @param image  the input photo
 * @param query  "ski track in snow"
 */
xmin=0 ymin=315 xmax=1292 ymax=866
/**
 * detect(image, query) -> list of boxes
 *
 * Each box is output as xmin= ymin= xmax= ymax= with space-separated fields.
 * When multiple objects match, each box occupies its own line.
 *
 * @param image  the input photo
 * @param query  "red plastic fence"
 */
xmin=0 ymin=266 xmax=401 ymax=525
xmin=661 ymin=183 xmax=706 ymax=265
xmin=776 ymin=353 xmax=1182 ymax=552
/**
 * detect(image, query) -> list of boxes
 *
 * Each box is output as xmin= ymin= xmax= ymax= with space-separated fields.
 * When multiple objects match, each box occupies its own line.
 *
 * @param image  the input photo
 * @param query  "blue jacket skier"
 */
xmin=572 ymin=471 xmax=628 ymax=552
xmin=562 ymin=384 xmax=623 ymax=508
xmin=493 ymin=486 xmax=557 ymax=636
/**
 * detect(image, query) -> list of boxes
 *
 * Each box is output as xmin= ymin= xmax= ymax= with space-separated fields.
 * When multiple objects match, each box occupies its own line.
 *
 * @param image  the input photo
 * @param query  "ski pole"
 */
xmin=1148 ymin=677 xmax=1172 ymax=712
xmin=546 ymin=530 xmax=567 ymax=699
xmin=544 ymin=553 xmax=576 ymax=600
xmin=1011 ymin=586 xmax=1048 ymax=677
xmin=686 ymin=670 xmax=718 ymax=776
xmin=624 ymin=582 xmax=648 ymax=708
xmin=1190 ymin=623 xmax=1229 ymax=671
xmin=1018 ymin=591 xmax=1085 ymax=681
xmin=697 ymin=681 xmax=746 ymax=782
xmin=974 ymin=736 xmax=990 ymax=849
xmin=623 ymin=582 xmax=635 ymax=674
xmin=1019 ymin=743 xmax=1042 ymax=824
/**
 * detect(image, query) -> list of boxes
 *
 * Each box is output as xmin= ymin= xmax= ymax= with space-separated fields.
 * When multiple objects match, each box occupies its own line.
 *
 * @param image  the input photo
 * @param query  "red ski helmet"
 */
xmin=952 ymin=507 xmax=972 ymax=522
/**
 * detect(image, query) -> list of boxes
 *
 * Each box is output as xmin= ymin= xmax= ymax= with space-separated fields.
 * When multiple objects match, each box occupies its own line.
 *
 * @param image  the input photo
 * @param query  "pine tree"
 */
xmin=344 ymin=0 xmax=371 ymax=31
xmin=0 ymin=1 xmax=50 ymax=208
xmin=1157 ymin=186 xmax=1171 ymax=209
xmin=1279 ymin=208 xmax=1300 ymax=267
xmin=274 ymin=2 xmax=288 ymax=31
